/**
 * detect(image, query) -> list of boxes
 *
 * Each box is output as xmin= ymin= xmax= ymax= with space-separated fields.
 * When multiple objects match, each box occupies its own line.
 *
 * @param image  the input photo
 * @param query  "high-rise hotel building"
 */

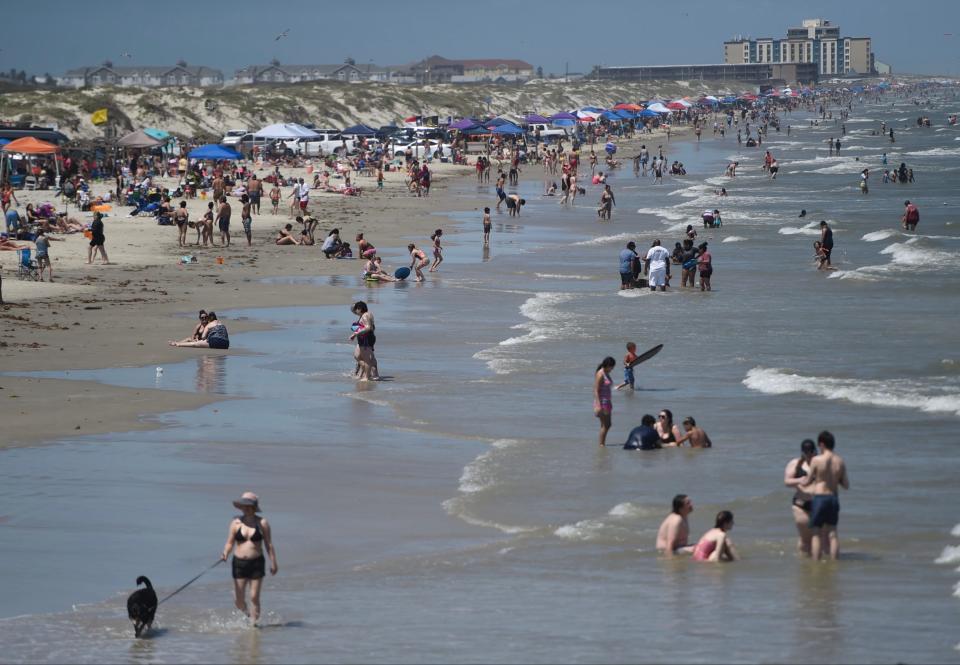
xmin=724 ymin=19 xmax=875 ymax=76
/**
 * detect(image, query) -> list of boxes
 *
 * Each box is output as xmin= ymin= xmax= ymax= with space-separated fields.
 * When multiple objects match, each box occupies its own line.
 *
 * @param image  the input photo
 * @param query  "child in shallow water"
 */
xmin=692 ymin=511 xmax=738 ymax=562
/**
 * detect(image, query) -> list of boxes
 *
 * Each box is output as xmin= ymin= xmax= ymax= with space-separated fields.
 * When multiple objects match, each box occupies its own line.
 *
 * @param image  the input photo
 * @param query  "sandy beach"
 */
xmin=1 ymin=157 xmax=478 ymax=445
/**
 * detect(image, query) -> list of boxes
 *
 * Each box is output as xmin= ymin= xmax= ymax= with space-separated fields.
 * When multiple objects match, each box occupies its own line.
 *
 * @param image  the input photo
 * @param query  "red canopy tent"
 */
xmin=666 ymin=101 xmax=686 ymax=110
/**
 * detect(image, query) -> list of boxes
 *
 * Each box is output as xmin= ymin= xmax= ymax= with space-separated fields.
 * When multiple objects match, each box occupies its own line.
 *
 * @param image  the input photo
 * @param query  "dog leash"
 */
xmin=157 ymin=559 xmax=224 ymax=605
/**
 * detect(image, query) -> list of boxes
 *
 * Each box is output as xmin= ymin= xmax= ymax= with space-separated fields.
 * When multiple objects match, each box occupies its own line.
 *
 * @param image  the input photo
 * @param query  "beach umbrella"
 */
xmin=116 ymin=129 xmax=164 ymax=148
xmin=144 ymin=128 xmax=171 ymax=140
xmin=578 ymin=116 xmax=596 ymax=123
xmin=188 ymin=144 xmax=242 ymax=160
xmin=254 ymin=123 xmax=320 ymax=140
xmin=666 ymin=102 xmax=685 ymax=110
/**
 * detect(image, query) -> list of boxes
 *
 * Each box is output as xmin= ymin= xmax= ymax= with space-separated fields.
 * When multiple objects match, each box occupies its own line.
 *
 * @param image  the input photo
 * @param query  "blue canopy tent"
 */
xmin=523 ymin=114 xmax=551 ymax=124
xmin=486 ymin=117 xmax=511 ymax=127
xmin=638 ymin=109 xmax=660 ymax=118
xmin=581 ymin=106 xmax=606 ymax=114
xmin=462 ymin=126 xmax=493 ymax=136
xmin=341 ymin=123 xmax=378 ymax=136
xmin=492 ymin=123 xmax=524 ymax=135
xmin=601 ymin=111 xmax=622 ymax=121
xmin=189 ymin=144 xmax=242 ymax=160
xmin=614 ymin=109 xmax=636 ymax=119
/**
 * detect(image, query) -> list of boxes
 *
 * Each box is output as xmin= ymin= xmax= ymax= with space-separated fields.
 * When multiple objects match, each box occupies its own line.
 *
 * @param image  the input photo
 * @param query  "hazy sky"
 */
xmin=4 ymin=0 xmax=959 ymax=77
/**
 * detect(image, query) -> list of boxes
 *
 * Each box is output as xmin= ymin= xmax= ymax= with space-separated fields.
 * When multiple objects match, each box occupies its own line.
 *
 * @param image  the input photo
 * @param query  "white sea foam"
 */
xmin=458 ymin=451 xmax=495 ymax=493
xmin=827 ymin=269 xmax=882 ymax=282
xmin=535 ymin=273 xmax=594 ymax=280
xmin=951 ymin=523 xmax=960 ymax=537
xmin=779 ymin=221 xmax=825 ymax=237
xmin=862 ymin=229 xmax=899 ymax=242
xmin=608 ymin=502 xmax=658 ymax=518
xmin=743 ymin=367 xmax=960 ymax=417
xmin=474 ymin=293 xmax=578 ymax=375
xmin=880 ymin=241 xmax=960 ymax=267
xmin=722 ymin=235 xmax=747 ymax=243
xmin=809 ymin=163 xmax=869 ymax=175
xmin=906 ymin=147 xmax=960 ymax=157
xmin=617 ymin=289 xmax=649 ymax=298
xmin=571 ymin=232 xmax=635 ymax=247
xmin=441 ymin=498 xmax=536 ymax=534
xmin=554 ymin=519 xmax=606 ymax=540
xmin=935 ymin=544 xmax=960 ymax=564
xmin=636 ymin=207 xmax=686 ymax=221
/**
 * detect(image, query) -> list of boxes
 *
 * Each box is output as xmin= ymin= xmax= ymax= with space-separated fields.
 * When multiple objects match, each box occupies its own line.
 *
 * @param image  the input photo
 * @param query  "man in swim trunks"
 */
xmin=644 ymin=239 xmax=671 ymax=292
xmin=656 ymin=494 xmax=695 ymax=556
xmin=800 ymin=430 xmax=849 ymax=561
xmin=818 ymin=221 xmax=833 ymax=267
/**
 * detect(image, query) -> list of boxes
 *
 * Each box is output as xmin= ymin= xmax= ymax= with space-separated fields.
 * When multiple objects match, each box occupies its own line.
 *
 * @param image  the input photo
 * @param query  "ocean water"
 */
xmin=1 ymin=93 xmax=960 ymax=663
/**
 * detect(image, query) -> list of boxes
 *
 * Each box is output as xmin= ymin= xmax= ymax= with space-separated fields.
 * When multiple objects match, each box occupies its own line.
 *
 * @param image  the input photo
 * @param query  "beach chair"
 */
xmin=17 ymin=248 xmax=40 ymax=281
xmin=24 ymin=176 xmax=38 ymax=191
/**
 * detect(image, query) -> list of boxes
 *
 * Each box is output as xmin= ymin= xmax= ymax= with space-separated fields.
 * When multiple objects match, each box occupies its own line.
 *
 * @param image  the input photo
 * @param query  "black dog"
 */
xmin=127 ymin=576 xmax=158 ymax=637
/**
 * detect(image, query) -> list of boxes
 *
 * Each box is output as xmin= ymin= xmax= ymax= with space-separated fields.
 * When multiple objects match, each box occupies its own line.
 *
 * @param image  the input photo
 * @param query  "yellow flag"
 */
xmin=91 ymin=108 xmax=108 ymax=126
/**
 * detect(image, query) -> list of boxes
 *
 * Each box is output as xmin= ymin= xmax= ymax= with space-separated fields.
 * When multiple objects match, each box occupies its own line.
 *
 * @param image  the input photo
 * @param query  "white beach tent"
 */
xmin=646 ymin=102 xmax=671 ymax=114
xmin=253 ymin=123 xmax=321 ymax=140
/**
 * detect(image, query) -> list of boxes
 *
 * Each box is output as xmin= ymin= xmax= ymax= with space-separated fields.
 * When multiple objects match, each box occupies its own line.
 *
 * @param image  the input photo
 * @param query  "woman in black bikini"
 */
xmin=221 ymin=492 xmax=278 ymax=625
xmin=783 ymin=439 xmax=817 ymax=557
xmin=656 ymin=409 xmax=683 ymax=446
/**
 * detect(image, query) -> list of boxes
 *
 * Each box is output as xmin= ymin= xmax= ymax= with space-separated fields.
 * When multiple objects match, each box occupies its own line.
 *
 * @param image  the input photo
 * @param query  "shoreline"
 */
xmin=0 ymin=126 xmax=682 ymax=448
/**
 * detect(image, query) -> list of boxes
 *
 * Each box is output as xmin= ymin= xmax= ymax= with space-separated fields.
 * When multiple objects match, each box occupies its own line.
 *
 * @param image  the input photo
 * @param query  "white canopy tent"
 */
xmin=253 ymin=123 xmax=321 ymax=140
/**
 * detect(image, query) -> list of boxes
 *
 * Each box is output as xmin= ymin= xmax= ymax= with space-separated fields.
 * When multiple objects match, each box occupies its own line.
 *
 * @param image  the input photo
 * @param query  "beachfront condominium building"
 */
xmin=232 ymin=60 xmax=398 ymax=85
xmin=58 ymin=61 xmax=223 ymax=88
xmin=724 ymin=19 xmax=876 ymax=76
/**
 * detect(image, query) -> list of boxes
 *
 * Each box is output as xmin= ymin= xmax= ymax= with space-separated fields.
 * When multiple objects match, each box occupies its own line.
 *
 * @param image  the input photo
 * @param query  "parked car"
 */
xmin=525 ymin=123 xmax=570 ymax=140
xmin=389 ymin=137 xmax=455 ymax=159
xmin=221 ymin=129 xmax=249 ymax=146
xmin=285 ymin=130 xmax=356 ymax=156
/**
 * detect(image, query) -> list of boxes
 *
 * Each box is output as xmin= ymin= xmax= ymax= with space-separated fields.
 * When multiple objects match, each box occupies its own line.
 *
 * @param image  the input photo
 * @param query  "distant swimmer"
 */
xmin=656 ymin=494 xmax=695 ymax=556
xmin=799 ymin=431 xmax=850 ymax=561
xmin=784 ymin=439 xmax=817 ymax=557
xmin=691 ymin=511 xmax=739 ymax=562
xmin=593 ymin=356 xmax=616 ymax=447
xmin=799 ymin=209 xmax=807 ymax=218
xmin=623 ymin=414 xmax=660 ymax=450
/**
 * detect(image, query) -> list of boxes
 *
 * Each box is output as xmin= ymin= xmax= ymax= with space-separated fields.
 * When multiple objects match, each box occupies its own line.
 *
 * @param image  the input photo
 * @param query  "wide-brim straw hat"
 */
xmin=232 ymin=491 xmax=261 ymax=512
